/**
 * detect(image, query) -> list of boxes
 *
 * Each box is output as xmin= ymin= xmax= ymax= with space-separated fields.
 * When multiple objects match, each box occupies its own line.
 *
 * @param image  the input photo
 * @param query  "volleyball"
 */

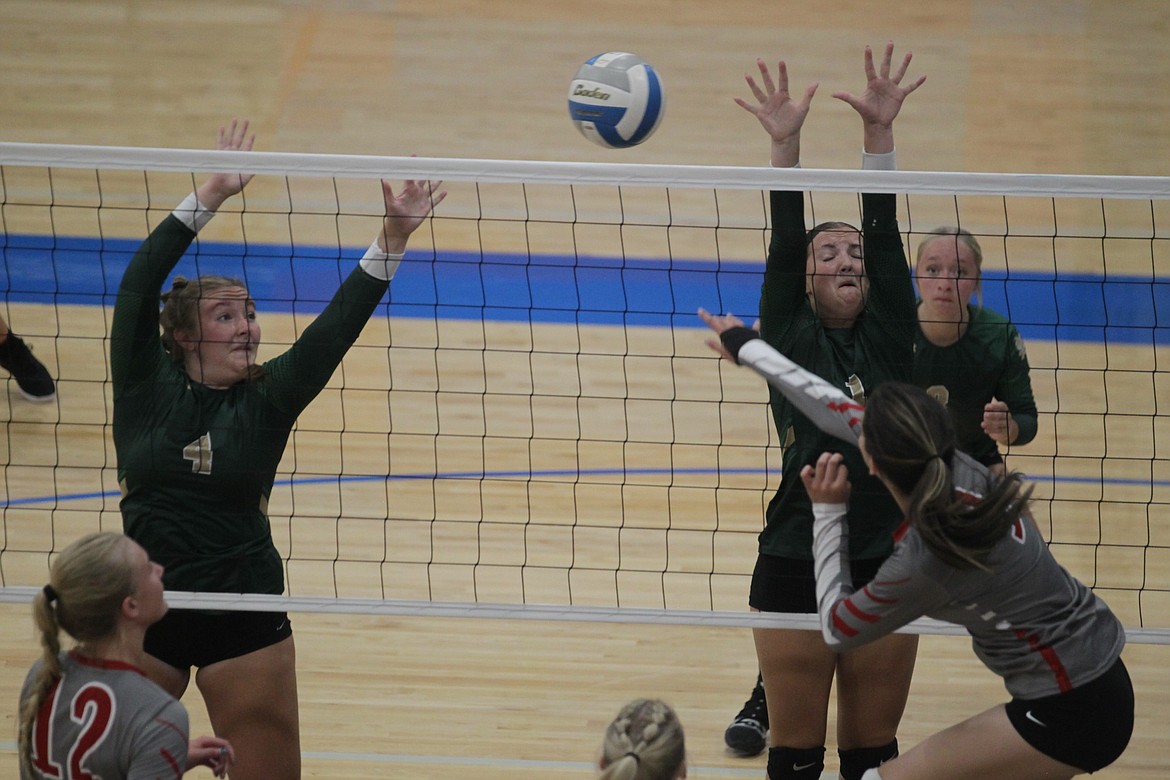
xmin=567 ymin=52 xmax=665 ymax=149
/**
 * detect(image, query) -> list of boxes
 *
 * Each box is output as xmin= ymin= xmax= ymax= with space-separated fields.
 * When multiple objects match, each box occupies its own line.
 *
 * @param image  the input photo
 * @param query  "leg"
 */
xmin=756 ymin=626 xmax=837 ymax=778
xmin=196 ymin=634 xmax=301 ymax=780
xmin=138 ymin=653 xmax=192 ymax=699
xmin=756 ymin=627 xmax=835 ymax=748
xmin=877 ymin=704 xmax=1078 ymax=780
xmin=834 ymin=632 xmax=918 ymax=749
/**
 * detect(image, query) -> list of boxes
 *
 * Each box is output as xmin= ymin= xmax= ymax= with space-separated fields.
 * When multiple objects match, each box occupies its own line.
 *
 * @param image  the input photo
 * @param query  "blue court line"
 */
xmin=4 ymin=233 xmax=1170 ymax=344
xmin=2 ymin=467 xmax=1160 ymax=507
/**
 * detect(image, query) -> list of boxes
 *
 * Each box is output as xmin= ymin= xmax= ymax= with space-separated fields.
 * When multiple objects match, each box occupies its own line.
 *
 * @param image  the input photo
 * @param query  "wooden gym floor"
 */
xmin=2 ymin=1 xmax=1169 ymax=777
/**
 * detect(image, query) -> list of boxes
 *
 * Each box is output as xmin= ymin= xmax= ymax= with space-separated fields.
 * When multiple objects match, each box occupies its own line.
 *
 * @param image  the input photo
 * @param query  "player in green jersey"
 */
xmin=110 ymin=119 xmax=445 ymax=780
xmin=727 ymin=44 xmax=925 ymax=780
xmin=728 ymin=227 xmax=1041 ymax=761
xmin=914 ymin=227 xmax=1037 ymax=474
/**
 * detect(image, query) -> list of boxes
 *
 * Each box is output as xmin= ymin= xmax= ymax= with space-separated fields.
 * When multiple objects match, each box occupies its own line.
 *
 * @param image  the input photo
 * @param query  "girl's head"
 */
xmin=914 ymin=228 xmax=984 ymax=317
xmin=805 ymin=221 xmax=868 ymax=327
xmin=42 ymin=532 xmax=166 ymax=645
xmin=598 ymin=699 xmax=686 ymax=780
xmin=860 ymin=382 xmax=1030 ymax=570
xmin=859 ymin=381 xmax=956 ymax=497
xmin=160 ymin=275 xmax=262 ymax=387
xmin=20 ymin=533 xmax=167 ymax=777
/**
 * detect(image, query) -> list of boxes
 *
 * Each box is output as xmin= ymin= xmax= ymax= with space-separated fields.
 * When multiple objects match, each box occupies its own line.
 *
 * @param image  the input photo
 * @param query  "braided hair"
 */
xmin=17 ymin=533 xmax=137 ymax=778
xmin=599 ymin=699 xmax=686 ymax=780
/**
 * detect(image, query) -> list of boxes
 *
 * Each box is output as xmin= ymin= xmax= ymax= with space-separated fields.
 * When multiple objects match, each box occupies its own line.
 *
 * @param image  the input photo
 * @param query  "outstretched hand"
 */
xmin=197 ymin=119 xmax=256 ymax=211
xmin=188 ymin=736 xmax=234 ymax=778
xmin=832 ymin=42 xmax=925 ymax=131
xmin=734 ymin=59 xmax=818 ymax=165
xmin=377 ymin=178 xmax=448 ymax=254
xmin=698 ymin=308 xmax=760 ymax=363
xmin=800 ymin=451 xmax=852 ymax=505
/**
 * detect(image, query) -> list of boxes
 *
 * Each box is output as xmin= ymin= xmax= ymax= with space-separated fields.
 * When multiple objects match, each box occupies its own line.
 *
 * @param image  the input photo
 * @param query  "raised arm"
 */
xmin=842 ymin=45 xmax=923 ymax=345
xmin=193 ymin=119 xmax=255 ymax=211
xmin=736 ymin=59 xmax=820 ymax=332
xmin=264 ymin=178 xmax=447 ymax=415
xmin=832 ymin=42 xmax=925 ymax=155
xmin=110 ymin=120 xmax=256 ymax=391
xmin=735 ymin=58 xmax=818 ymax=168
xmin=699 ymin=309 xmax=863 ymax=444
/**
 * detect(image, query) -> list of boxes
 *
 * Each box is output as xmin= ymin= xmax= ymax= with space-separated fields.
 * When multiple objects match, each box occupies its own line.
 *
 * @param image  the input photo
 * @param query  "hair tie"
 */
xmin=624 ymin=752 xmax=641 ymax=765
xmin=43 ymin=584 xmax=58 ymax=604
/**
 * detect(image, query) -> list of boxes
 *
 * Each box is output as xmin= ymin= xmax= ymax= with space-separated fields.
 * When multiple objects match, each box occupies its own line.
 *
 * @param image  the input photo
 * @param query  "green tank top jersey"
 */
xmin=913 ymin=304 xmax=1038 ymax=465
xmin=757 ymin=190 xmax=916 ymax=561
xmin=111 ymin=215 xmax=390 ymax=594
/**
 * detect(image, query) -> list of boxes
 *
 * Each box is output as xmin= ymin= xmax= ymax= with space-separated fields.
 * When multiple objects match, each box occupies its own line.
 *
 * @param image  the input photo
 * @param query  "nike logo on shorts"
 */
xmin=1025 ymin=710 xmax=1046 ymax=727
xmin=793 ymin=762 xmax=817 ymax=771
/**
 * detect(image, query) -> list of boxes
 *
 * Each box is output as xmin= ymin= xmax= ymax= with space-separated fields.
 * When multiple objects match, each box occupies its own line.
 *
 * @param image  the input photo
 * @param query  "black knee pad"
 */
xmin=838 ymin=739 xmax=898 ymax=780
xmin=767 ymin=745 xmax=825 ymax=779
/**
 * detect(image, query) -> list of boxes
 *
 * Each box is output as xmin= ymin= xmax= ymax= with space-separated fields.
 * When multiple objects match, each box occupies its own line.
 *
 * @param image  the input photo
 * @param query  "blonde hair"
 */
xmin=599 ymin=699 xmax=685 ymax=780
xmin=18 ymin=533 xmax=136 ymax=777
xmin=916 ymin=226 xmax=985 ymax=297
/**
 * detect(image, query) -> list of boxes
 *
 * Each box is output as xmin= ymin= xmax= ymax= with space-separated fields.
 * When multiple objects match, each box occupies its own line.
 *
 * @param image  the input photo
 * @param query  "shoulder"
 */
xmin=951 ymin=451 xmax=997 ymax=498
xmin=890 ymin=527 xmax=952 ymax=583
xmin=967 ymin=306 xmax=1026 ymax=350
xmin=967 ymin=305 xmax=1023 ymax=340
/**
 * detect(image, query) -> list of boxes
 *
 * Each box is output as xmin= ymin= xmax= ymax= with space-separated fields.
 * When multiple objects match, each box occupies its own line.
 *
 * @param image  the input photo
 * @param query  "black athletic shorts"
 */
xmin=749 ymin=553 xmax=886 ymax=613
xmin=144 ymin=608 xmax=293 ymax=670
xmin=1005 ymin=657 xmax=1134 ymax=773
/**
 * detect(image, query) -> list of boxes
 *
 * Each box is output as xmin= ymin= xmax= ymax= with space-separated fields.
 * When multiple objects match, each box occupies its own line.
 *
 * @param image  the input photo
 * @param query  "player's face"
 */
xmin=126 ymin=540 xmax=167 ymax=625
xmin=184 ymin=287 xmax=261 ymax=387
xmin=915 ymin=237 xmax=980 ymax=321
xmin=806 ymin=230 xmax=868 ymax=326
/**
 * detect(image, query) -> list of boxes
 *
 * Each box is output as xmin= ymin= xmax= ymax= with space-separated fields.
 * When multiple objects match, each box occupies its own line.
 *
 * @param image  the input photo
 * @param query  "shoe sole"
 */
xmin=724 ymin=724 xmax=767 ymax=757
xmin=17 ymin=388 xmax=57 ymax=403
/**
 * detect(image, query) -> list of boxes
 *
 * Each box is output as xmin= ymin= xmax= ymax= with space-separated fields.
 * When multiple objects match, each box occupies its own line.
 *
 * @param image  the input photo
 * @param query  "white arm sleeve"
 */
xmin=359 ymin=240 xmax=405 ymax=282
xmin=862 ymin=149 xmax=896 ymax=171
xmin=736 ymin=340 xmax=864 ymax=445
xmin=811 ymin=501 xmax=852 ymax=647
xmin=172 ymin=192 xmax=215 ymax=234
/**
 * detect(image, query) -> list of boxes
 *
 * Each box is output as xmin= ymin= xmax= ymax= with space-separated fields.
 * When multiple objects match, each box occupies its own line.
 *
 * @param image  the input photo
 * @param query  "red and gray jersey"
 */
xmin=20 ymin=651 xmax=189 ymax=780
xmin=733 ymin=335 xmax=1126 ymax=700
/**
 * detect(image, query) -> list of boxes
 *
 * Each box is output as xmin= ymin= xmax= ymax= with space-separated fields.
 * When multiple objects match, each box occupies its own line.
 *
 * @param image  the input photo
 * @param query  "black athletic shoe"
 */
xmin=0 ymin=334 xmax=56 ymax=402
xmin=724 ymin=673 xmax=769 ymax=757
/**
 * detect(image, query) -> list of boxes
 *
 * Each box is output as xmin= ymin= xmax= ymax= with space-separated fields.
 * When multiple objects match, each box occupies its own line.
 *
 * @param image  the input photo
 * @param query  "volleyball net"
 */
xmin=2 ymin=143 xmax=1169 ymax=643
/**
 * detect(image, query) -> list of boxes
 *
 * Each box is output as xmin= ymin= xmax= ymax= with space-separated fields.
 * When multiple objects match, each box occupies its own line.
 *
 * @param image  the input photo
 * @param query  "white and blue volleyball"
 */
xmin=568 ymin=52 xmax=665 ymax=149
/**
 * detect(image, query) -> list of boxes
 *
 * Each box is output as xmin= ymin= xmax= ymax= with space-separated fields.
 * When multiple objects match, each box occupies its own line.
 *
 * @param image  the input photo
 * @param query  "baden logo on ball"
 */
xmin=567 ymin=52 xmax=665 ymax=149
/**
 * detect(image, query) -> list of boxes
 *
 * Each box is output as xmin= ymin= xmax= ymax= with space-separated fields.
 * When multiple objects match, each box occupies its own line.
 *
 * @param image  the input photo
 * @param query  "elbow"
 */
xmin=819 ymin=619 xmax=867 ymax=652
xmin=821 ymin=627 xmax=844 ymax=649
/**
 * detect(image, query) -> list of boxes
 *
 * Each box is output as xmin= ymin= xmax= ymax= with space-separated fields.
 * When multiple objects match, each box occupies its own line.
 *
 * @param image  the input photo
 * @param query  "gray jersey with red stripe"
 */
xmin=730 ymin=335 xmax=1126 ymax=700
xmin=20 ymin=651 xmax=189 ymax=780
xmin=813 ymin=451 xmax=1126 ymax=700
